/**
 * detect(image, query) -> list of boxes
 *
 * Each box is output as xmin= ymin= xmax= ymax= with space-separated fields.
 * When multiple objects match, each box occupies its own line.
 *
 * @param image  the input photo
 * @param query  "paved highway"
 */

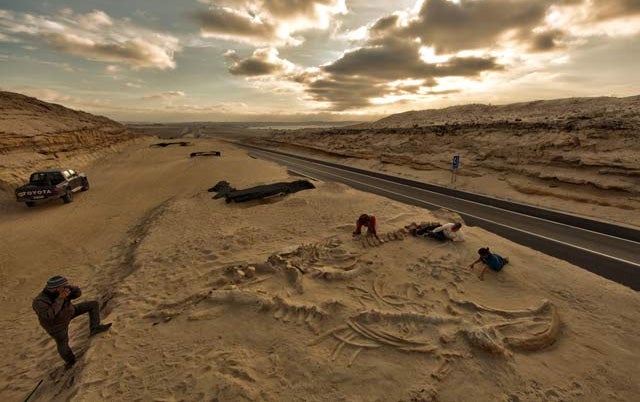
xmin=241 ymin=144 xmax=640 ymax=290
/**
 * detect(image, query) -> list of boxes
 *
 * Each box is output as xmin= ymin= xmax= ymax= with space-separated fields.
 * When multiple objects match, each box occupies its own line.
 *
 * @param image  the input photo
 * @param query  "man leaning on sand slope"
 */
xmin=431 ymin=222 xmax=465 ymax=241
xmin=411 ymin=222 xmax=465 ymax=242
xmin=32 ymin=276 xmax=111 ymax=368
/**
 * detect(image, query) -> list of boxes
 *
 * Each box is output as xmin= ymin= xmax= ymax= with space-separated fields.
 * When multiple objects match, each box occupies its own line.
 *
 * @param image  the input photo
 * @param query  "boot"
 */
xmin=90 ymin=323 xmax=112 ymax=337
xmin=64 ymin=357 xmax=77 ymax=370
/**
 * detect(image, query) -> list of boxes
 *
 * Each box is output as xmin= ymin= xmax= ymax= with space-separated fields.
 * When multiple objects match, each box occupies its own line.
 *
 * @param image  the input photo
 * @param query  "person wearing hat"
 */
xmin=32 ymin=275 xmax=111 ymax=367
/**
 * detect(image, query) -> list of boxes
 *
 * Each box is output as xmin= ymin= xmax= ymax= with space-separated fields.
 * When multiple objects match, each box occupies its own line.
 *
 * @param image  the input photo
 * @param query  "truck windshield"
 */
xmin=29 ymin=173 xmax=50 ymax=185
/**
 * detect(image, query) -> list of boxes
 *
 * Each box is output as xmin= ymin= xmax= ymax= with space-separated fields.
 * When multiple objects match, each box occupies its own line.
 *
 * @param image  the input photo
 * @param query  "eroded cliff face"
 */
xmin=251 ymin=96 xmax=640 ymax=217
xmin=0 ymin=91 xmax=138 ymax=196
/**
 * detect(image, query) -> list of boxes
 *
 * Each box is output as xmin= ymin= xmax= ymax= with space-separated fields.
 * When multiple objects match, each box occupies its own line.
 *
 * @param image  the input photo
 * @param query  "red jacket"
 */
xmin=355 ymin=215 xmax=377 ymax=235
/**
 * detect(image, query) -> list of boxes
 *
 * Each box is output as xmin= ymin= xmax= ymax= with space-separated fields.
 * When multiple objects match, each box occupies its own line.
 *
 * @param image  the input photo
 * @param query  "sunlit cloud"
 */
xmin=2 ymin=0 xmax=639 ymax=121
xmin=268 ymin=0 xmax=640 ymax=111
xmin=0 ymin=8 xmax=180 ymax=69
xmin=225 ymin=47 xmax=298 ymax=76
xmin=193 ymin=0 xmax=347 ymax=46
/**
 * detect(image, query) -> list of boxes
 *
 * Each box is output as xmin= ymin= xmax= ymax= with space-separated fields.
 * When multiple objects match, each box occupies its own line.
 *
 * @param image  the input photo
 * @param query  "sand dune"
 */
xmin=1 ymin=137 xmax=638 ymax=401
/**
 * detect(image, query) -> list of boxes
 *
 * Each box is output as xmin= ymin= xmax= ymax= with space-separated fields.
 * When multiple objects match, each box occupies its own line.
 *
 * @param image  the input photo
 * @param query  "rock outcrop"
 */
xmin=0 ymin=91 xmax=133 ymax=153
xmin=0 ymin=91 xmax=137 ymax=197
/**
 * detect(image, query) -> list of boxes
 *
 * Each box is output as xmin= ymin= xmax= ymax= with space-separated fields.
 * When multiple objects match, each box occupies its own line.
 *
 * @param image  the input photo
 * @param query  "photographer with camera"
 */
xmin=32 ymin=275 xmax=111 ymax=368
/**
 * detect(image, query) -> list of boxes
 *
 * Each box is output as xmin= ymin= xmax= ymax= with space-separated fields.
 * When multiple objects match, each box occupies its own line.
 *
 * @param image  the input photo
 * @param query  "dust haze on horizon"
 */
xmin=1 ymin=0 xmax=639 ymax=123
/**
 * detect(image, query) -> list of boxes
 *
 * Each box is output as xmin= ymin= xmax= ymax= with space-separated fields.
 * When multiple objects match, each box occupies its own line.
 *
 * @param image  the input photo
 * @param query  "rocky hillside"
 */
xmin=0 ymin=91 xmax=133 ymax=153
xmin=0 ymin=91 xmax=137 ymax=197
xmin=250 ymin=96 xmax=640 ymax=224
xmin=359 ymin=96 xmax=640 ymax=129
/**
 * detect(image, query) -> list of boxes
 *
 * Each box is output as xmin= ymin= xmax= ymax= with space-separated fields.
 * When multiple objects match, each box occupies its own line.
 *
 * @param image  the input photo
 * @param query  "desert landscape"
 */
xmin=1 ymin=91 xmax=639 ymax=402
xmin=247 ymin=96 xmax=640 ymax=228
xmin=2 ymin=0 xmax=640 ymax=400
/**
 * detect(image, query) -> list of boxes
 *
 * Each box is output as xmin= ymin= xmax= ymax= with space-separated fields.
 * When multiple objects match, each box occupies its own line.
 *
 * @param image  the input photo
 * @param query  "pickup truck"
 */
xmin=15 ymin=169 xmax=89 ymax=207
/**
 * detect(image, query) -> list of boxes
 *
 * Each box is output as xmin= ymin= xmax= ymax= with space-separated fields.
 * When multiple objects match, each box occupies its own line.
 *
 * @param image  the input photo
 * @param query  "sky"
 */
xmin=1 ymin=0 xmax=639 ymax=122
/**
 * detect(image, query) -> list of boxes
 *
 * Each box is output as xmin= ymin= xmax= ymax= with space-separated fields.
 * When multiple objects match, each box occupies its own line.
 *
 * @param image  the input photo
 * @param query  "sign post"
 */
xmin=451 ymin=155 xmax=460 ymax=184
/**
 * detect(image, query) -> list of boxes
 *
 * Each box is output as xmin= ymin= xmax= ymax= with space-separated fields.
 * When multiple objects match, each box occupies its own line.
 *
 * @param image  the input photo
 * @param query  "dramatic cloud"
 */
xmin=0 ymin=9 xmax=180 ymax=69
xmin=390 ymin=0 xmax=640 ymax=54
xmin=225 ymin=48 xmax=296 ymax=76
xmin=589 ymin=0 xmax=640 ymax=22
xmin=529 ymin=29 xmax=565 ymax=52
xmin=324 ymin=39 xmax=500 ymax=80
xmin=3 ymin=0 xmax=639 ymax=121
xmin=294 ymin=71 xmax=388 ymax=109
xmin=193 ymin=0 xmax=346 ymax=45
xmin=295 ymin=45 xmax=499 ymax=109
xmin=282 ymin=0 xmax=640 ymax=110
xmin=401 ymin=0 xmax=561 ymax=52
xmin=545 ymin=0 xmax=640 ymax=38
xmin=193 ymin=7 xmax=281 ymax=45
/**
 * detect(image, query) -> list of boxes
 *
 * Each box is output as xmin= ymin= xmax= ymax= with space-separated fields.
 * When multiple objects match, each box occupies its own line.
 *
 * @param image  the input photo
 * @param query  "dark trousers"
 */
xmin=416 ymin=224 xmax=446 ymax=241
xmin=50 ymin=301 xmax=100 ymax=363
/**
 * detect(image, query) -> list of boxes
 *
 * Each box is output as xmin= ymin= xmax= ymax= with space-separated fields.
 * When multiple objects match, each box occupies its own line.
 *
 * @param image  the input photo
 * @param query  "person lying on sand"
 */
xmin=353 ymin=214 xmax=381 ymax=242
xmin=32 ymin=276 xmax=112 ymax=368
xmin=409 ymin=222 xmax=465 ymax=242
xmin=469 ymin=247 xmax=509 ymax=281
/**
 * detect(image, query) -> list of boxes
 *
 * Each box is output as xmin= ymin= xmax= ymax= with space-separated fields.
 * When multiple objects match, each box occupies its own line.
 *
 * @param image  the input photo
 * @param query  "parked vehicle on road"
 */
xmin=15 ymin=169 xmax=89 ymax=207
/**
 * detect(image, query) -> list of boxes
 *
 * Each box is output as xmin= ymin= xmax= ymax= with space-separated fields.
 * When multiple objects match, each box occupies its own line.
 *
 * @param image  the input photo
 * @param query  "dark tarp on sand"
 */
xmin=209 ymin=180 xmax=315 ymax=203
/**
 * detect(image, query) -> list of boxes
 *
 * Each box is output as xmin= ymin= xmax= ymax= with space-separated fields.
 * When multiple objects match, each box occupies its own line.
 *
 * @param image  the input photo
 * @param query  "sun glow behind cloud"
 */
xmin=0 ymin=0 xmax=639 ymax=121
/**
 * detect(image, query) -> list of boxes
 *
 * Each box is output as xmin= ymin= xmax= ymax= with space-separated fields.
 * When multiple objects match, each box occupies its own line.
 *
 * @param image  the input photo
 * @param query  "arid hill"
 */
xmin=249 ymin=96 xmax=640 ymax=226
xmin=359 ymin=96 xmax=640 ymax=129
xmin=0 ymin=91 xmax=137 ymax=197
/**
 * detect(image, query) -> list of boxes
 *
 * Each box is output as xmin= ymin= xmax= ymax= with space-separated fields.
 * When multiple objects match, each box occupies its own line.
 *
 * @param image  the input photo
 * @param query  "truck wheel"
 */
xmin=62 ymin=189 xmax=73 ymax=203
xmin=81 ymin=179 xmax=90 ymax=191
xmin=26 ymin=201 xmax=35 ymax=208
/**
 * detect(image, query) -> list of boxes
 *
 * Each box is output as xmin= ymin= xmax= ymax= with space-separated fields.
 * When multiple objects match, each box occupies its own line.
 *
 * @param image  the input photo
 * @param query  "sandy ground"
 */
xmin=245 ymin=95 xmax=640 ymax=228
xmin=243 ymin=140 xmax=640 ymax=229
xmin=0 ymin=138 xmax=638 ymax=401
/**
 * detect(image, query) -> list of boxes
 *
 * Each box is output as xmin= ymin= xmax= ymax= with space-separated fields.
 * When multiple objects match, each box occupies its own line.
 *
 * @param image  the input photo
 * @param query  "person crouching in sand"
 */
xmin=469 ymin=247 xmax=509 ymax=280
xmin=353 ymin=214 xmax=381 ymax=242
xmin=32 ymin=275 xmax=112 ymax=368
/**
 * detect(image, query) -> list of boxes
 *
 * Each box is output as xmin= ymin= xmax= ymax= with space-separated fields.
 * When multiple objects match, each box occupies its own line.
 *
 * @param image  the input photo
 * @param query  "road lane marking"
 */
xmin=252 ymin=150 xmax=640 ymax=268
xmin=253 ymin=148 xmax=640 ymax=246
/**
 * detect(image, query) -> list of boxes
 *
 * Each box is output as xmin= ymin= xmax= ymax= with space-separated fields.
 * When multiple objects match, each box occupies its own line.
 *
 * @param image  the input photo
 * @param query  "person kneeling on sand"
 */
xmin=353 ymin=214 xmax=381 ymax=242
xmin=32 ymin=276 xmax=112 ymax=368
xmin=469 ymin=247 xmax=509 ymax=281
xmin=411 ymin=222 xmax=465 ymax=242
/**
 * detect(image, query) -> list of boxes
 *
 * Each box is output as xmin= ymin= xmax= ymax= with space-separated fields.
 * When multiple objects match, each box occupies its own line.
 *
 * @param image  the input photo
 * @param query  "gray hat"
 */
xmin=46 ymin=276 xmax=68 ymax=289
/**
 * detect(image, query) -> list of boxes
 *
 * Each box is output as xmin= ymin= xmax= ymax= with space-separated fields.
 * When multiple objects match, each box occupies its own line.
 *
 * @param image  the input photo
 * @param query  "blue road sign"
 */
xmin=452 ymin=155 xmax=460 ymax=169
